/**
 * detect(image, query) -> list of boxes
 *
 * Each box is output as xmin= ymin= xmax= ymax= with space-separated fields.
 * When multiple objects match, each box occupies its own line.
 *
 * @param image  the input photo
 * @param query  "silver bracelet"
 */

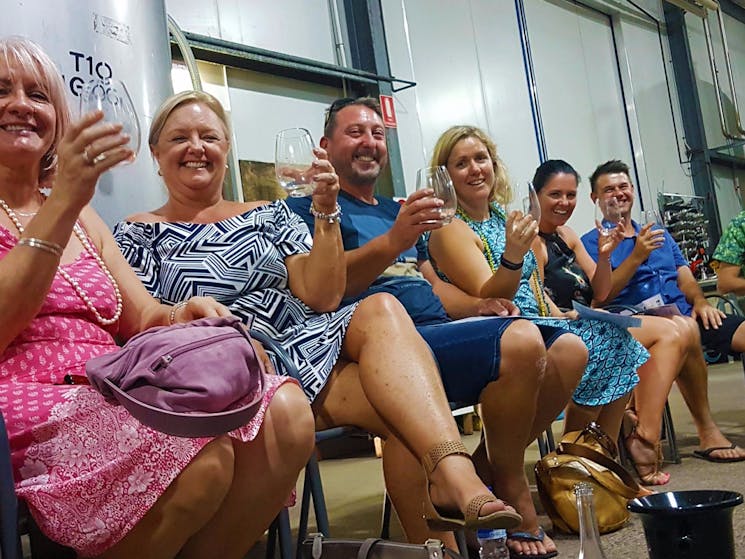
xmin=168 ymin=301 xmax=188 ymax=325
xmin=17 ymin=237 xmax=63 ymax=257
xmin=309 ymin=202 xmax=342 ymax=223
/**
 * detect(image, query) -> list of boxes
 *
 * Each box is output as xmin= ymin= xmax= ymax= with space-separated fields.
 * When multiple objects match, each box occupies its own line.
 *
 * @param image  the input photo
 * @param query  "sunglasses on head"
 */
xmin=323 ymin=97 xmax=357 ymax=129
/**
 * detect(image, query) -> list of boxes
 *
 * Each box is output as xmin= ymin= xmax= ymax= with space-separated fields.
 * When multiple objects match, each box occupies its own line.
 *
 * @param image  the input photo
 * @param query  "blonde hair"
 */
xmin=430 ymin=125 xmax=512 ymax=206
xmin=0 ymin=36 xmax=71 ymax=184
xmin=149 ymin=90 xmax=230 ymax=147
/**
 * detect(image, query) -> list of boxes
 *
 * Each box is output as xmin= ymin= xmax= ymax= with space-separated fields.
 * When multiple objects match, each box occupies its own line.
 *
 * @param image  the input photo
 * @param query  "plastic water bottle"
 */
xmin=477 ymin=528 xmax=509 ymax=559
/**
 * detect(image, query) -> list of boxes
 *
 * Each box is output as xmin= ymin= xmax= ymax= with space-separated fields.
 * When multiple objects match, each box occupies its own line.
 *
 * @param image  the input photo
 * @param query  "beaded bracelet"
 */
xmin=168 ymin=301 xmax=189 ymax=325
xmin=309 ymin=202 xmax=342 ymax=223
xmin=17 ymin=237 xmax=63 ymax=257
xmin=499 ymin=255 xmax=523 ymax=271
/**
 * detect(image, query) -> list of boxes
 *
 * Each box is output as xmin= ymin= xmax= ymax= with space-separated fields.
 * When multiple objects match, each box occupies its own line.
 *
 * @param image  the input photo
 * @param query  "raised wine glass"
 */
xmin=595 ymin=197 xmax=622 ymax=236
xmin=508 ymin=182 xmax=541 ymax=221
xmin=416 ymin=166 xmax=457 ymax=224
xmin=78 ymin=78 xmax=141 ymax=164
xmin=275 ymin=128 xmax=315 ymax=197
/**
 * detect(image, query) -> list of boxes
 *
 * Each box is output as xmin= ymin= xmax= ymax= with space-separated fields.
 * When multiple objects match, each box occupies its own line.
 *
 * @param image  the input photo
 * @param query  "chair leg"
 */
xmin=380 ymin=492 xmax=392 ymax=539
xmin=277 ymin=508 xmax=293 ymax=559
xmin=266 ymin=515 xmax=279 ymax=559
xmin=661 ymin=401 xmax=681 ymax=464
xmin=455 ymin=529 xmax=469 ymax=558
xmin=295 ymin=466 xmax=314 ymax=559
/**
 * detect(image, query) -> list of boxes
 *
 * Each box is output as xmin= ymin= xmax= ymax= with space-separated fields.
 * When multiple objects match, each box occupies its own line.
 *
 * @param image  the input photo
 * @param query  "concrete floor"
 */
xmin=254 ymin=361 xmax=745 ymax=559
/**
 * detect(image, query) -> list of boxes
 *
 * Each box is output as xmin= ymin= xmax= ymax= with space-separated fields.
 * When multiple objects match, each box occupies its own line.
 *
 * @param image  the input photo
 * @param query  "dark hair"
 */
xmin=323 ymin=96 xmax=382 ymax=137
xmin=589 ymin=159 xmax=630 ymax=193
xmin=532 ymin=159 xmax=580 ymax=193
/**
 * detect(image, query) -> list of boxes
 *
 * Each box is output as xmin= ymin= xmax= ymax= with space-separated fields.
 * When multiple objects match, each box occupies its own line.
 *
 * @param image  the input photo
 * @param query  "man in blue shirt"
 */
xmin=286 ymin=97 xmax=585 ymax=557
xmin=582 ymin=159 xmax=745 ymax=463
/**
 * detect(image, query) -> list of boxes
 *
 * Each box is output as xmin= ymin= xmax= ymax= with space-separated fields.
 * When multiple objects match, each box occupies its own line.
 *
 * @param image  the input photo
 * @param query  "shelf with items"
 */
xmin=657 ymin=192 xmax=713 ymax=281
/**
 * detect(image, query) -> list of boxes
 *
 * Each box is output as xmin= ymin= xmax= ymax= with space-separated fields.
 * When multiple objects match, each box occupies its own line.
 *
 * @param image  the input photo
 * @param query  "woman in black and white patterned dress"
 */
xmin=115 ymin=90 xmax=524 ymax=545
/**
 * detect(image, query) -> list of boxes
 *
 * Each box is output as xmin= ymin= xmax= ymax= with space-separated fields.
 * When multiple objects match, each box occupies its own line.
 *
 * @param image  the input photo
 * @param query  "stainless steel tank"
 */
xmin=2 ymin=0 xmax=173 ymax=225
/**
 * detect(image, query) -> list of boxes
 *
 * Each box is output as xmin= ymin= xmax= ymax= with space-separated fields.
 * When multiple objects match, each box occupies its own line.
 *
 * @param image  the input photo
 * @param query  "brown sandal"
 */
xmin=622 ymin=412 xmax=670 ymax=486
xmin=422 ymin=440 xmax=523 ymax=531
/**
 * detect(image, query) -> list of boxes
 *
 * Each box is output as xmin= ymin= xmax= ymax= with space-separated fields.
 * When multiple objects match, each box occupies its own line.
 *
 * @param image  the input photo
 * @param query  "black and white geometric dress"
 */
xmin=114 ymin=200 xmax=359 ymax=401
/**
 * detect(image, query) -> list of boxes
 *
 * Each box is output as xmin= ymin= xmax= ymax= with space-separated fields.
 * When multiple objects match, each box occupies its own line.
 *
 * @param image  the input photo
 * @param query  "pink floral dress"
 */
xmin=0 ymin=226 xmax=290 ymax=557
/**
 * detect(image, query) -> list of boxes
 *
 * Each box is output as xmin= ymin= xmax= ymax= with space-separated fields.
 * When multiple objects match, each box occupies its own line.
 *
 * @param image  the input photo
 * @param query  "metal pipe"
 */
xmin=702 ymin=14 xmax=745 ymax=139
xmin=715 ymin=7 xmax=745 ymax=135
xmin=328 ymin=0 xmax=348 ymax=68
xmin=167 ymin=15 xmax=202 ymax=91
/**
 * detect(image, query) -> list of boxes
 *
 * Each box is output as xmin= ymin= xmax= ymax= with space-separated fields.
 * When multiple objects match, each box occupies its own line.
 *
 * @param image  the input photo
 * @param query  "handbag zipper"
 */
xmin=151 ymin=331 xmax=243 ymax=371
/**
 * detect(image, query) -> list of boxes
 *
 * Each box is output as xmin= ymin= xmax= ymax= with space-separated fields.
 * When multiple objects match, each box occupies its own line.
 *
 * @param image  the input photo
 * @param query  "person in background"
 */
xmin=713 ymin=209 xmax=745 ymax=295
xmin=532 ymin=159 xmax=689 ymax=485
xmin=287 ymin=98 xmax=588 ymax=559
xmin=583 ymin=159 xmax=745 ymax=463
xmin=0 ymin=36 xmax=316 ymax=559
xmin=115 ymin=90 xmax=525 ymax=550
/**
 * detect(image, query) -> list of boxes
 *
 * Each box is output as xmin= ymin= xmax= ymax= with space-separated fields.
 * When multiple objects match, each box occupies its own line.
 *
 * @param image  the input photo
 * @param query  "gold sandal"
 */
xmin=422 ymin=440 xmax=523 ymax=531
xmin=622 ymin=413 xmax=670 ymax=486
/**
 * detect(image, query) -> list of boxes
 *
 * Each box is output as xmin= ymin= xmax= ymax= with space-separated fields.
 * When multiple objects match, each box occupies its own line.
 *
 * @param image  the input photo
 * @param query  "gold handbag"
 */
xmin=534 ymin=422 xmax=640 ymax=534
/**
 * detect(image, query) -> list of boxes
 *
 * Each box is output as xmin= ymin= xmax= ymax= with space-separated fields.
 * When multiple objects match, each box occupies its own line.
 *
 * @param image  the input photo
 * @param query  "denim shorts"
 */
xmin=416 ymin=317 xmax=568 ymax=405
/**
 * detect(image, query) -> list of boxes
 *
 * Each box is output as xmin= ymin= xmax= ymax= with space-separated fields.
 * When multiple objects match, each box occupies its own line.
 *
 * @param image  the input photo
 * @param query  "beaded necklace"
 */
xmin=456 ymin=203 xmax=549 ymax=316
xmin=0 ymin=196 xmax=123 ymax=326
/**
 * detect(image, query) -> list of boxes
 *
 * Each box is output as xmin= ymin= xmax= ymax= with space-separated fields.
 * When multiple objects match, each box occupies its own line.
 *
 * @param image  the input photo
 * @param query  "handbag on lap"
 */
xmin=86 ymin=315 xmax=267 ymax=438
xmin=534 ymin=422 xmax=640 ymax=534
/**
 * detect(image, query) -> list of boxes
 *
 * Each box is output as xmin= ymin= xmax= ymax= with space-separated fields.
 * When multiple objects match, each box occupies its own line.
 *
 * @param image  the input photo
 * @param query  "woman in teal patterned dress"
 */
xmin=427 ymin=125 xmax=648 ymax=439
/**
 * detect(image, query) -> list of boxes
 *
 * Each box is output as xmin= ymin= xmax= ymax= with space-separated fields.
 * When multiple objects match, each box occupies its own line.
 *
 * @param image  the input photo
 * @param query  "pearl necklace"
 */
xmin=0 ymin=197 xmax=123 ymax=326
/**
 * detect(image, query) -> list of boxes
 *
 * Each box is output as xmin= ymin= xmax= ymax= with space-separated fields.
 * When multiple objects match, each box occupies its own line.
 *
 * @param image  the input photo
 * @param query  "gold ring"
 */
xmin=93 ymin=153 xmax=106 ymax=164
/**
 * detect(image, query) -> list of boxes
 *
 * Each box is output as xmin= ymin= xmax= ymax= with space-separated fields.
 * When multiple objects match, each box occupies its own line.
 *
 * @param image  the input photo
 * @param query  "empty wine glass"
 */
xmin=595 ymin=197 xmax=622 ymax=236
xmin=416 ymin=166 xmax=457 ymax=224
xmin=644 ymin=209 xmax=664 ymax=229
xmin=78 ymin=78 xmax=141 ymax=163
xmin=507 ymin=182 xmax=541 ymax=221
xmin=275 ymin=128 xmax=315 ymax=197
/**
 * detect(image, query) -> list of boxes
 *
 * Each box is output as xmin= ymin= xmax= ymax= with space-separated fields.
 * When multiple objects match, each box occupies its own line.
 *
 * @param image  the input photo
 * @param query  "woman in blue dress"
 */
xmin=115 ymin=92 xmax=524 ymax=548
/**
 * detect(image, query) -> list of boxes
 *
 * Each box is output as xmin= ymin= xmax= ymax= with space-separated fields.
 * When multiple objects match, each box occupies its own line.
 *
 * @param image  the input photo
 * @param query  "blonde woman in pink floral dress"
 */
xmin=0 ymin=37 xmax=316 ymax=558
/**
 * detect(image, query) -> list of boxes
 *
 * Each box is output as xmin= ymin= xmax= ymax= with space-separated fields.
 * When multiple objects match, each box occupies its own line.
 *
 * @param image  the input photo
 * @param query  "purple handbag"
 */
xmin=86 ymin=315 xmax=267 ymax=438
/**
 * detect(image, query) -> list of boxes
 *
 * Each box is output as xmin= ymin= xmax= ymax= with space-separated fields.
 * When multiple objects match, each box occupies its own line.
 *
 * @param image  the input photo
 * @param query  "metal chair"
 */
xmin=0 ymin=411 xmax=21 ymax=559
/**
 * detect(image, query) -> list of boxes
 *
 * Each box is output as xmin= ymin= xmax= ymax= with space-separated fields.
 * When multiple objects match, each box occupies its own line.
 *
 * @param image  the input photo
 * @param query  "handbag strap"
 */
xmin=358 ymin=539 xmax=382 ymax=559
xmin=558 ymin=441 xmax=640 ymax=497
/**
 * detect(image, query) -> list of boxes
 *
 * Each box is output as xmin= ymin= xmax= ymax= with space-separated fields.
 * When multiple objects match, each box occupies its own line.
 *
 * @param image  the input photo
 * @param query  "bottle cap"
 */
xmin=476 ymin=528 xmax=507 ymax=539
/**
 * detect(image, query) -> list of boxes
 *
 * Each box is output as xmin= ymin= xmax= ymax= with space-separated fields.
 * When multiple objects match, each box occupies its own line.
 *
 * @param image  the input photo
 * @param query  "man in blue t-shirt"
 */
xmin=582 ymin=159 xmax=745 ymax=463
xmin=286 ymin=97 xmax=585 ymax=556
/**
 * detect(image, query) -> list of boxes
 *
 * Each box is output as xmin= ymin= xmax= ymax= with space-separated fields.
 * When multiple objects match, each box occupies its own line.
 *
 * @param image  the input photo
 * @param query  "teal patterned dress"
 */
xmin=440 ymin=205 xmax=647 ymax=406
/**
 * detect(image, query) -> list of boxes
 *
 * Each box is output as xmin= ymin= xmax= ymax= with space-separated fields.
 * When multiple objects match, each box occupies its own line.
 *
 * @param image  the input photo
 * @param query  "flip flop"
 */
xmin=507 ymin=527 xmax=558 ymax=559
xmin=693 ymin=444 xmax=745 ymax=463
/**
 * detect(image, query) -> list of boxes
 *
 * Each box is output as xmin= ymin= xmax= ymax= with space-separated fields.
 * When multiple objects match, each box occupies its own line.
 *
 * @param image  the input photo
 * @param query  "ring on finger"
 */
xmin=93 ymin=152 xmax=106 ymax=164
xmin=83 ymin=148 xmax=92 ymax=165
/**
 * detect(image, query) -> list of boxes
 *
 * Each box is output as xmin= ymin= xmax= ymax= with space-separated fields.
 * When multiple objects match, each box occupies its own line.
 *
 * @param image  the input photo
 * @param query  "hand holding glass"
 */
xmin=275 ymin=128 xmax=316 ymax=197
xmin=78 ymin=78 xmax=141 ymax=164
xmin=508 ymin=182 xmax=541 ymax=221
xmin=595 ymin=197 xmax=621 ymax=236
xmin=416 ymin=166 xmax=457 ymax=225
xmin=644 ymin=209 xmax=664 ymax=228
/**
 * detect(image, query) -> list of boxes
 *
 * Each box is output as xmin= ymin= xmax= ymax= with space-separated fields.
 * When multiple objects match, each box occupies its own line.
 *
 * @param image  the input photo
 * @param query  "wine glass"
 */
xmin=507 ymin=182 xmax=541 ymax=221
xmin=78 ymin=78 xmax=141 ymax=163
xmin=644 ymin=209 xmax=664 ymax=229
xmin=416 ymin=166 xmax=457 ymax=224
xmin=595 ymin=197 xmax=621 ymax=236
xmin=275 ymin=128 xmax=316 ymax=197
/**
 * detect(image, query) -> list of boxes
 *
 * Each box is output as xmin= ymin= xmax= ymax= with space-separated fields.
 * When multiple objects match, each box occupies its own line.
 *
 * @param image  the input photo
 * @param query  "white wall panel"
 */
xmin=166 ymin=0 xmax=338 ymax=64
xmin=526 ymin=1 xmax=635 ymax=235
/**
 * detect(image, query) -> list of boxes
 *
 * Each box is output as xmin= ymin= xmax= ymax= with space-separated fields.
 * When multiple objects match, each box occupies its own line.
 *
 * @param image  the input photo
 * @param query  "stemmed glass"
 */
xmin=78 ymin=78 xmax=141 ymax=164
xmin=416 ymin=166 xmax=457 ymax=224
xmin=644 ymin=209 xmax=664 ymax=229
xmin=275 ymin=128 xmax=316 ymax=197
xmin=595 ymin=197 xmax=622 ymax=236
xmin=508 ymin=182 xmax=541 ymax=221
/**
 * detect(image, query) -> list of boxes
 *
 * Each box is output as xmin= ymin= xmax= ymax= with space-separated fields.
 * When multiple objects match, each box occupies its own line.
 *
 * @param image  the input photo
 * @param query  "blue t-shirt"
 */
xmin=581 ymin=221 xmax=691 ymax=314
xmin=285 ymin=191 xmax=448 ymax=325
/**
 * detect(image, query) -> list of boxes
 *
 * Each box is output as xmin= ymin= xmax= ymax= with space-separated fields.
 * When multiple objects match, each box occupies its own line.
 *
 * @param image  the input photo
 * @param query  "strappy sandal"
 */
xmin=622 ymin=412 xmax=670 ymax=486
xmin=422 ymin=440 xmax=523 ymax=531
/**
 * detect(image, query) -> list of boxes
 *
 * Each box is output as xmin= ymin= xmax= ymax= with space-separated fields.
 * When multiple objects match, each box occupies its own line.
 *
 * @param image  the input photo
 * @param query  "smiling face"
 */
xmin=445 ymin=136 xmax=495 ymax=209
xmin=322 ymin=104 xmax=388 ymax=190
xmin=151 ymin=102 xmax=229 ymax=199
xmin=0 ymin=58 xmax=56 ymax=172
xmin=592 ymin=171 xmax=635 ymax=217
xmin=537 ymin=172 xmax=578 ymax=229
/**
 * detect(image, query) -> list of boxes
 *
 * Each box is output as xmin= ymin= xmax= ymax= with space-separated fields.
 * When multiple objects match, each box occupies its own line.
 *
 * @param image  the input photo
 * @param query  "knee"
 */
xmin=547 ymin=333 xmax=587 ymax=383
xmin=500 ymin=320 xmax=546 ymax=381
xmin=266 ymin=383 xmax=316 ymax=464
xmin=353 ymin=293 xmax=414 ymax=330
xmin=170 ymin=437 xmax=235 ymax=519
